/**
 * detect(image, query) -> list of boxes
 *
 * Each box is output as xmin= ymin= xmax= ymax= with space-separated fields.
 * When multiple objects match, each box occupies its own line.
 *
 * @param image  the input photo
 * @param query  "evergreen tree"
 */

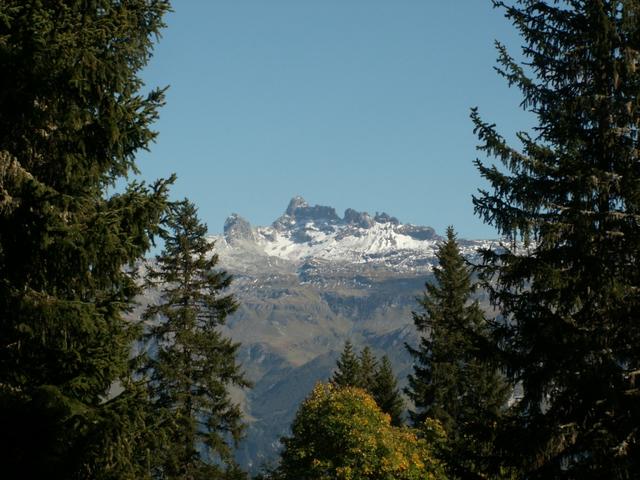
xmin=472 ymin=1 xmax=640 ymax=477
xmin=406 ymin=227 xmax=509 ymax=478
xmin=331 ymin=343 xmax=406 ymax=425
xmin=141 ymin=199 xmax=249 ymax=479
xmin=0 ymin=1 xmax=172 ymax=477
xmin=357 ymin=346 xmax=378 ymax=389
xmin=331 ymin=340 xmax=360 ymax=388
xmin=372 ymin=355 xmax=405 ymax=426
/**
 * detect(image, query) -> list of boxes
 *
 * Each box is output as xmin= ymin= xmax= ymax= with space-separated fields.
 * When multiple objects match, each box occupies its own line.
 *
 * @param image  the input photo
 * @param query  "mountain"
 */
xmin=167 ymin=197 xmax=496 ymax=472
xmin=218 ymin=195 xmax=483 ymax=272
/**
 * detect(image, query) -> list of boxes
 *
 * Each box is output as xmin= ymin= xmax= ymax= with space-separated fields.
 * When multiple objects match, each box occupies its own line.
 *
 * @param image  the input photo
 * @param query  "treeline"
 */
xmin=2 ymin=1 xmax=640 ymax=479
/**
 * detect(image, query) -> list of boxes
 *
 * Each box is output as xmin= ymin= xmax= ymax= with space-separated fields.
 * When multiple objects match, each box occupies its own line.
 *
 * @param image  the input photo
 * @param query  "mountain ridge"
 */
xmin=150 ymin=197 xmax=497 ymax=472
xmin=215 ymin=196 xmax=494 ymax=276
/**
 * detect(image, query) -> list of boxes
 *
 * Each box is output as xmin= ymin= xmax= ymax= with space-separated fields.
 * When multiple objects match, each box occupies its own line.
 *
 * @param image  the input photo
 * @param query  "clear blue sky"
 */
xmin=135 ymin=1 xmax=533 ymax=239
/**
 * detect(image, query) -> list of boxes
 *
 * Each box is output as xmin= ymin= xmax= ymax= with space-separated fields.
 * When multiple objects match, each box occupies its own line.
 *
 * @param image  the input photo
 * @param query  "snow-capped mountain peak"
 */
xmin=212 ymin=197 xmax=494 ymax=273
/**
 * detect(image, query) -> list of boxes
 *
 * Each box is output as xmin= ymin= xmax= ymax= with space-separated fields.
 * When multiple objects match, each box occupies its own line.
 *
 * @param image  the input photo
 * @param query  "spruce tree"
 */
xmin=372 ymin=356 xmax=404 ymax=426
xmin=0 ymin=1 xmax=171 ymax=477
xmin=472 ymin=1 xmax=640 ymax=477
xmin=141 ymin=199 xmax=249 ymax=479
xmin=406 ymin=227 xmax=509 ymax=478
xmin=357 ymin=346 xmax=378 ymax=389
xmin=331 ymin=343 xmax=405 ymax=424
xmin=331 ymin=340 xmax=361 ymax=388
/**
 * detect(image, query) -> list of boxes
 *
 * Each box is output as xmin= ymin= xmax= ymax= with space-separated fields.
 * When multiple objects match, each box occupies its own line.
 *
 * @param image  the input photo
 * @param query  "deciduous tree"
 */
xmin=277 ymin=383 xmax=447 ymax=480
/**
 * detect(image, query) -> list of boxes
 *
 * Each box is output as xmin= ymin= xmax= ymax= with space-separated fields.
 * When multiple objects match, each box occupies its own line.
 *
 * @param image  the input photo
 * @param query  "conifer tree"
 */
xmin=372 ymin=355 xmax=405 ymax=426
xmin=473 ymin=1 xmax=640 ymax=477
xmin=331 ymin=343 xmax=406 ymax=424
xmin=331 ymin=340 xmax=361 ymax=388
xmin=357 ymin=346 xmax=378 ymax=389
xmin=0 ymin=1 xmax=172 ymax=477
xmin=141 ymin=199 xmax=250 ymax=479
xmin=406 ymin=227 xmax=509 ymax=478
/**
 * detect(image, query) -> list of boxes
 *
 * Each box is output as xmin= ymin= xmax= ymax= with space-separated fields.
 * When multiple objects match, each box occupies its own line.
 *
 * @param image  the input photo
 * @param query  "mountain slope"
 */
xmin=190 ymin=197 xmax=495 ymax=471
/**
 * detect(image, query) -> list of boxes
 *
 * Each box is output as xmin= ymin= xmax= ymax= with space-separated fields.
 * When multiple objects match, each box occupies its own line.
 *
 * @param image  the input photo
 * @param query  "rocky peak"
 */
xmin=397 ymin=224 xmax=438 ymax=241
xmin=374 ymin=212 xmax=400 ymax=225
xmin=285 ymin=195 xmax=309 ymax=216
xmin=343 ymin=208 xmax=374 ymax=228
xmin=224 ymin=213 xmax=255 ymax=244
xmin=273 ymin=197 xmax=422 ymax=236
xmin=280 ymin=196 xmax=340 ymax=226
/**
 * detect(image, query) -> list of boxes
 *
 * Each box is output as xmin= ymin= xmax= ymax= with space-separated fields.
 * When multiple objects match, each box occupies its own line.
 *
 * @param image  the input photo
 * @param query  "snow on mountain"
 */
xmin=212 ymin=196 xmax=495 ymax=273
xmin=193 ymin=197 xmax=501 ymax=472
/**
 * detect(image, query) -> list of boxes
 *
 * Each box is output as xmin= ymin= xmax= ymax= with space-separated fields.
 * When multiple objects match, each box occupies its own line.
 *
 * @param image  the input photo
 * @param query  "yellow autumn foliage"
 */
xmin=277 ymin=382 xmax=448 ymax=480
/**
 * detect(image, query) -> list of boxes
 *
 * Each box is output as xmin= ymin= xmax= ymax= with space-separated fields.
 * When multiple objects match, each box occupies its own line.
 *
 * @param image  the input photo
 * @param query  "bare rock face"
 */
xmin=285 ymin=195 xmax=308 ymax=216
xmin=224 ymin=213 xmax=255 ymax=244
xmin=274 ymin=196 xmax=341 ymax=232
xmin=374 ymin=212 xmax=400 ymax=225
xmin=285 ymin=196 xmax=340 ymax=224
xmin=343 ymin=208 xmax=374 ymax=228
xmin=398 ymin=224 xmax=437 ymax=241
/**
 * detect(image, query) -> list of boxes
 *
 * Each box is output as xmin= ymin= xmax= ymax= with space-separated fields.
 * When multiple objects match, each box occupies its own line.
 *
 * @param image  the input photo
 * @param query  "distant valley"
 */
xmin=151 ymin=197 xmax=497 ymax=472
